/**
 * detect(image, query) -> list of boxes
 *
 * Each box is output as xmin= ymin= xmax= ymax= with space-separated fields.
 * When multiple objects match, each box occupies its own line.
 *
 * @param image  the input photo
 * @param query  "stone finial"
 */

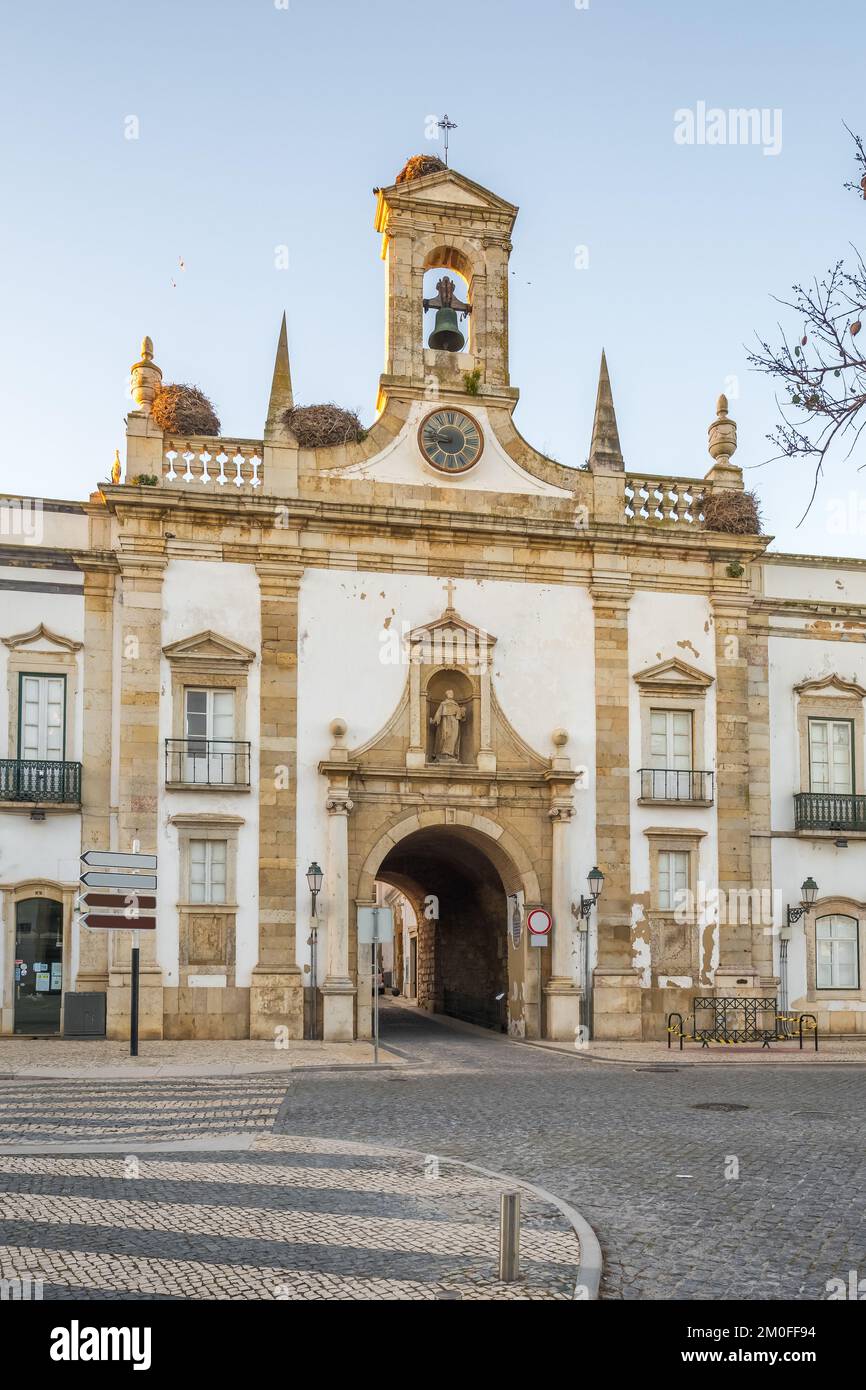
xmin=329 ymin=717 xmax=349 ymax=762
xmin=708 ymin=392 xmax=738 ymax=466
xmin=130 ymin=335 xmax=162 ymax=412
xmin=265 ymin=312 xmax=294 ymax=433
xmin=588 ymin=350 xmax=624 ymax=472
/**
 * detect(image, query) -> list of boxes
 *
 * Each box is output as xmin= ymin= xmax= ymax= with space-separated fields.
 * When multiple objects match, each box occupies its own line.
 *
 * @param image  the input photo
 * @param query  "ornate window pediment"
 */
xmin=162 ymin=630 xmax=255 ymax=674
xmin=633 ymin=657 xmax=714 ymax=697
xmin=2 ymin=624 xmax=82 ymax=653
xmin=794 ymin=673 xmax=866 ymax=700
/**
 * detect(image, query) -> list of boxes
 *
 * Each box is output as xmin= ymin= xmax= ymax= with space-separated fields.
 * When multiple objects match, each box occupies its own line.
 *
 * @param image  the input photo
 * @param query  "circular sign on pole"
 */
xmin=526 ymin=907 xmax=552 ymax=936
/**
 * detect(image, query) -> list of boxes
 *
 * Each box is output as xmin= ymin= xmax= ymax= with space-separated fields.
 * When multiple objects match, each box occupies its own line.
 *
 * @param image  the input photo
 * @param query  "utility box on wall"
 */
xmin=63 ymin=992 xmax=106 ymax=1038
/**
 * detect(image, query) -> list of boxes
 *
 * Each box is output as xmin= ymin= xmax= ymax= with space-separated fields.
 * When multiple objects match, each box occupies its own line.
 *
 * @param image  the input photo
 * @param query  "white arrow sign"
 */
xmin=80 ymin=871 xmax=158 ymax=890
xmin=81 ymin=850 xmax=157 ymax=870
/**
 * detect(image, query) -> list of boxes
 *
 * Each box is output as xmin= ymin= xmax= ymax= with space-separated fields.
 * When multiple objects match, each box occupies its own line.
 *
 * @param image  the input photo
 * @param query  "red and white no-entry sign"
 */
xmin=526 ymin=907 xmax=552 ymax=936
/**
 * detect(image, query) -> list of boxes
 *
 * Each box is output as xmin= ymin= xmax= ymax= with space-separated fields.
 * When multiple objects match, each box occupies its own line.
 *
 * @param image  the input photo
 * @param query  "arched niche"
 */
xmin=425 ymin=668 xmax=476 ymax=764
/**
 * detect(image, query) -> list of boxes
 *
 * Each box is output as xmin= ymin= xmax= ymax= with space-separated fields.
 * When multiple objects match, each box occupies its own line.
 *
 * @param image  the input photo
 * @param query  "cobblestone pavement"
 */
xmin=0 ymin=1037 xmax=380 ymax=1078
xmin=276 ymin=1003 xmax=866 ymax=1301
xmin=0 ymin=1138 xmax=579 ymax=1300
xmin=0 ymin=1076 xmax=287 ymax=1145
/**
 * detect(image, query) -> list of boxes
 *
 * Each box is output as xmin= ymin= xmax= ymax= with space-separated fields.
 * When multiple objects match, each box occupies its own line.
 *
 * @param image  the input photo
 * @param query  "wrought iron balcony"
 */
xmin=794 ymin=792 xmax=866 ymax=832
xmin=638 ymin=768 xmax=714 ymax=803
xmin=165 ymin=739 xmax=251 ymax=788
xmin=0 ymin=759 xmax=81 ymax=804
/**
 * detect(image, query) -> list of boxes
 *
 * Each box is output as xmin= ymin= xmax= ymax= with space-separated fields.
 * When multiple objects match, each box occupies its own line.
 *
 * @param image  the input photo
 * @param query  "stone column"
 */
xmin=746 ymin=609 xmax=775 ymax=984
xmin=545 ymin=804 xmax=581 ymax=1039
xmin=107 ymin=554 xmax=166 ymax=1041
xmin=75 ymin=557 xmax=117 ymax=994
xmin=249 ymin=563 xmax=304 ymax=1039
xmin=321 ymin=787 xmax=355 ymax=1040
xmin=590 ymin=575 xmax=641 ymax=1040
xmin=711 ymin=592 xmax=759 ymax=986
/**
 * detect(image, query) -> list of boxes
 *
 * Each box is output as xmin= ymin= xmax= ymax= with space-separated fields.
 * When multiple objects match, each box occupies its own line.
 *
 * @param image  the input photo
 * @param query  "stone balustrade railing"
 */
xmin=624 ymin=475 xmax=706 ymax=526
xmin=162 ymin=439 xmax=263 ymax=491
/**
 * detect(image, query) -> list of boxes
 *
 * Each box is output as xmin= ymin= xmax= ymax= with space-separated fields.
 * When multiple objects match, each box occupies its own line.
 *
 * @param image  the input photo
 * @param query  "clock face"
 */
xmin=418 ymin=409 xmax=484 ymax=474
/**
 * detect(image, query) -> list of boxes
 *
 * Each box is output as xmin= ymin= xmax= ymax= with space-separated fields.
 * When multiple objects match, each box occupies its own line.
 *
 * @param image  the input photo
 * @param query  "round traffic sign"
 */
xmin=526 ymin=907 xmax=552 ymax=935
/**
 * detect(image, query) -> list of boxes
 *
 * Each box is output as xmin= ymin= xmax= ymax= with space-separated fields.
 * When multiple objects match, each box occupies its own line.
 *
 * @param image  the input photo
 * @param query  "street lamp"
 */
xmin=786 ymin=875 xmax=818 ymax=928
xmin=306 ymin=862 xmax=324 ymax=1039
xmin=575 ymin=866 xmax=605 ymax=922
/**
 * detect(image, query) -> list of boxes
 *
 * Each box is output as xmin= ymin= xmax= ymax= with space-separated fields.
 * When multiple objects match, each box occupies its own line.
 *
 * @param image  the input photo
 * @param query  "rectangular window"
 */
xmin=189 ymin=839 xmax=227 ymax=905
xmin=657 ymin=849 xmax=689 ymax=913
xmin=19 ymin=675 xmax=65 ymax=760
xmin=808 ymin=718 xmax=853 ymax=795
xmin=649 ymin=709 xmax=693 ymax=798
xmin=183 ymin=689 xmax=236 ymax=783
xmin=816 ymin=914 xmax=859 ymax=989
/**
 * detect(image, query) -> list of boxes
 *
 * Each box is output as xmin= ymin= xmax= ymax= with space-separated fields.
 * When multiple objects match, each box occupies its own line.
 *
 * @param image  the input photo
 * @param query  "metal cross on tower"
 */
xmin=437 ymin=114 xmax=457 ymax=166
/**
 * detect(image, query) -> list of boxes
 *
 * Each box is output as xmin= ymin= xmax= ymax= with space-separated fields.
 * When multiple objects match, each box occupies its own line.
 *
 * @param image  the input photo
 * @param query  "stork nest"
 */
xmin=395 ymin=153 xmax=446 ymax=184
xmin=151 ymin=383 xmax=221 ymax=437
xmin=701 ymin=488 xmax=763 ymax=535
xmin=280 ymin=403 xmax=367 ymax=448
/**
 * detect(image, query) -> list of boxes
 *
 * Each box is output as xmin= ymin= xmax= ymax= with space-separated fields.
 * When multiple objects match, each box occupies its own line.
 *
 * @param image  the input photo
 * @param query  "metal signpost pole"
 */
xmin=373 ymin=908 xmax=380 ymax=1065
xmin=130 ymin=928 xmax=140 ymax=1058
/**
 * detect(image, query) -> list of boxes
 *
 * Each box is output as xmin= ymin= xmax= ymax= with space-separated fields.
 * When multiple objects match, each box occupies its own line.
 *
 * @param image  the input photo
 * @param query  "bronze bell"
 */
xmin=428 ymin=308 xmax=465 ymax=353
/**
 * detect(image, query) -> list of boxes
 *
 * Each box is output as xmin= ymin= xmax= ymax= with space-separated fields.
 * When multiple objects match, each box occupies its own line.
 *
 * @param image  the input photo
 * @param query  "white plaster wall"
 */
xmin=628 ymin=591 xmax=718 ymax=985
xmin=296 ymin=571 xmax=596 ymax=985
xmin=0 ymin=578 xmax=84 ymax=1022
xmin=768 ymin=633 xmax=866 ymax=828
xmin=0 ymin=500 xmax=89 ymax=550
xmin=763 ymin=560 xmax=866 ymax=605
xmin=157 ymin=560 xmax=261 ymax=989
xmin=768 ymin=628 xmax=866 ymax=1002
xmin=324 ymin=401 xmax=574 ymax=498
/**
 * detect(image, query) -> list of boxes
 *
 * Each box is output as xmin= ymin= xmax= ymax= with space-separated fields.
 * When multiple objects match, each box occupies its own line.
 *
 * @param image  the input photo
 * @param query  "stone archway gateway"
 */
xmin=365 ymin=817 xmax=541 ymax=1036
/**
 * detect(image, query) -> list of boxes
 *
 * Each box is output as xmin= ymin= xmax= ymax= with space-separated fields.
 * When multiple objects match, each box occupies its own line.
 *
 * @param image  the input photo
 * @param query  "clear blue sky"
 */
xmin=2 ymin=0 xmax=864 ymax=556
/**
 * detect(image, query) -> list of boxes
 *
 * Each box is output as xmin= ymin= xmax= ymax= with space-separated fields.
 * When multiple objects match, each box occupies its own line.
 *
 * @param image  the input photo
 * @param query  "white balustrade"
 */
xmin=625 ymin=475 xmax=706 ymax=526
xmin=161 ymin=441 xmax=264 ymax=492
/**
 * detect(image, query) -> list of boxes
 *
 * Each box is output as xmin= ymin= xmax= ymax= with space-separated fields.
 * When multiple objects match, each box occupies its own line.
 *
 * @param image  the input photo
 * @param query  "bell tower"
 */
xmin=373 ymin=160 xmax=520 ymax=413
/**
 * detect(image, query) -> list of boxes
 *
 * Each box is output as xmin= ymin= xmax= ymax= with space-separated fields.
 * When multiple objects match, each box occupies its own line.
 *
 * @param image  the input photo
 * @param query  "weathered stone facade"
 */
xmin=1 ymin=160 xmax=866 ymax=1043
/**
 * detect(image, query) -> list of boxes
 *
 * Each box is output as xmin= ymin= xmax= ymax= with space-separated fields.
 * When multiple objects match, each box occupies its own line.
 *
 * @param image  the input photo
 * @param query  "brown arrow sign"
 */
xmin=80 ymin=913 xmax=156 ymax=931
xmin=81 ymin=893 xmax=156 ymax=910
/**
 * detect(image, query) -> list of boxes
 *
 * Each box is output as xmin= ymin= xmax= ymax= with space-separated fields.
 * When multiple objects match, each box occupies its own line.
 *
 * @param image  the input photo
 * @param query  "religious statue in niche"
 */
xmin=430 ymin=689 xmax=467 ymax=762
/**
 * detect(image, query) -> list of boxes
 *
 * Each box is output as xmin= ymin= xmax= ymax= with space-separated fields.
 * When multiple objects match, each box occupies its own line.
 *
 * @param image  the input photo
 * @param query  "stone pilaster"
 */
xmin=322 ymin=785 xmax=355 ymax=1041
xmin=590 ymin=574 xmax=641 ymax=1039
xmin=746 ymin=608 xmax=775 ymax=983
xmin=249 ymin=563 xmax=304 ymax=1039
xmin=75 ymin=558 xmax=117 ymax=993
xmin=590 ymin=577 xmax=634 ymax=969
xmin=711 ymin=592 xmax=757 ymax=982
xmin=107 ymin=554 xmax=166 ymax=1040
xmin=545 ymin=804 xmax=581 ymax=1039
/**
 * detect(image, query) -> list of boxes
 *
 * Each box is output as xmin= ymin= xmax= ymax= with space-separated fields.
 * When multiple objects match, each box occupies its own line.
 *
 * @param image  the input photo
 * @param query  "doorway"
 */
xmin=14 ymin=897 xmax=63 ymax=1034
xmin=375 ymin=825 xmax=530 ymax=1034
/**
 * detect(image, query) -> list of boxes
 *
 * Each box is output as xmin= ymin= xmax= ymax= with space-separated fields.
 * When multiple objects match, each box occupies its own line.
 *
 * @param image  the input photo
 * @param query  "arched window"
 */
xmin=816 ymin=914 xmax=859 ymax=989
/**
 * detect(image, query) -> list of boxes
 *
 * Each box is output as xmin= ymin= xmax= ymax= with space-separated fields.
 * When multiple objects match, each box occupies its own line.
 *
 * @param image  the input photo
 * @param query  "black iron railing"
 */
xmin=165 ymin=739 xmax=251 ymax=787
xmin=0 ymin=759 xmax=81 ymax=803
xmin=442 ymin=988 xmax=507 ymax=1032
xmin=794 ymin=792 xmax=866 ymax=831
xmin=638 ymin=768 xmax=714 ymax=802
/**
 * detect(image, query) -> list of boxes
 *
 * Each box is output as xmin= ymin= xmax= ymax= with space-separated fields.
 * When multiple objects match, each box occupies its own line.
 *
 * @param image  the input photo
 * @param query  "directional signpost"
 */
xmin=78 ymin=845 xmax=157 ymax=1057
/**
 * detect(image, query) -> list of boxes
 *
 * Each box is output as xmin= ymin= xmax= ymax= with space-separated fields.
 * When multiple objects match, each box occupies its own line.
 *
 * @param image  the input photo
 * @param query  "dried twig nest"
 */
xmin=151 ymin=383 xmax=220 ymax=436
xmin=281 ymin=403 xmax=367 ymax=448
xmin=395 ymin=153 xmax=446 ymax=184
xmin=701 ymin=488 xmax=763 ymax=535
